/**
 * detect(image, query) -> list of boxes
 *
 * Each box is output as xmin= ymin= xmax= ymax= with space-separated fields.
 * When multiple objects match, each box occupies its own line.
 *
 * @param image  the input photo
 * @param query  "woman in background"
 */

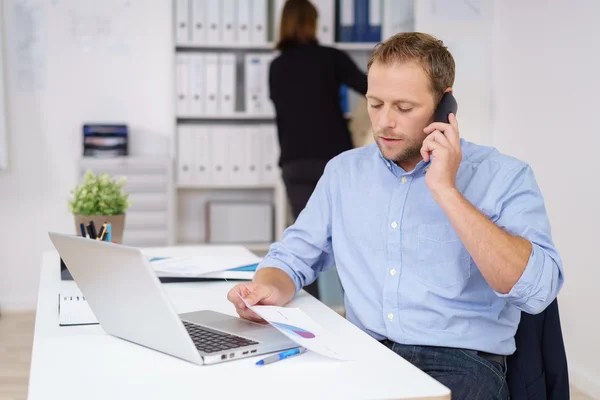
xmin=269 ymin=0 xmax=368 ymax=299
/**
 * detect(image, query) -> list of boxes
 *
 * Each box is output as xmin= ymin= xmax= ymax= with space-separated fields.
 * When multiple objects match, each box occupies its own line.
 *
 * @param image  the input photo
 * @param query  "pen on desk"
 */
xmin=256 ymin=347 xmax=307 ymax=366
xmin=89 ymin=221 xmax=97 ymax=239
xmin=79 ymin=223 xmax=87 ymax=238
xmin=97 ymin=225 xmax=105 ymax=241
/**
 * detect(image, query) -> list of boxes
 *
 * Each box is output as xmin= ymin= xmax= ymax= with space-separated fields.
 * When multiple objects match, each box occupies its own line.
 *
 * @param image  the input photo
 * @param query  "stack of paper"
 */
xmin=150 ymin=254 xmax=260 ymax=280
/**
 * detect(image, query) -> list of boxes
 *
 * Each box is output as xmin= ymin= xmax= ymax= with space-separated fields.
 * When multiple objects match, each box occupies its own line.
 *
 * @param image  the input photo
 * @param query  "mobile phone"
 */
xmin=433 ymin=92 xmax=458 ymax=123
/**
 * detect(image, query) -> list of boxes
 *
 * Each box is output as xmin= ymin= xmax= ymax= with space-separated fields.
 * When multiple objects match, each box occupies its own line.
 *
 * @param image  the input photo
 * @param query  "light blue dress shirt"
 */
xmin=258 ymin=140 xmax=564 ymax=355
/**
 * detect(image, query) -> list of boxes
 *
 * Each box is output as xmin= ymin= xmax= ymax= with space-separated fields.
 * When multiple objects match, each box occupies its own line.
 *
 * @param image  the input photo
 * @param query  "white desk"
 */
xmin=28 ymin=247 xmax=451 ymax=400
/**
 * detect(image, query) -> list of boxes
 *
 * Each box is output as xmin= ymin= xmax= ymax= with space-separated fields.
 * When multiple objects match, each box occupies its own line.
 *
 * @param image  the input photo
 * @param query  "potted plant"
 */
xmin=69 ymin=170 xmax=132 ymax=243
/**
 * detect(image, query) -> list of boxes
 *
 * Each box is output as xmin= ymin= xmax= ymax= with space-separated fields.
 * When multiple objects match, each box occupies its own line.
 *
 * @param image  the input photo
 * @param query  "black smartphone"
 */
xmin=433 ymin=92 xmax=458 ymax=123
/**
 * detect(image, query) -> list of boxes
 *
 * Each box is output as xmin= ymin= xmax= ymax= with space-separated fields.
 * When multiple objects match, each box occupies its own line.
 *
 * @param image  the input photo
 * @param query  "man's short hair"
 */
xmin=368 ymin=32 xmax=456 ymax=100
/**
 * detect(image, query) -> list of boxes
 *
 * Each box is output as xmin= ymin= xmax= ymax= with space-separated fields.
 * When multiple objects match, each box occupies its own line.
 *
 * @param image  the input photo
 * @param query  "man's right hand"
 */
xmin=226 ymin=282 xmax=285 ymax=323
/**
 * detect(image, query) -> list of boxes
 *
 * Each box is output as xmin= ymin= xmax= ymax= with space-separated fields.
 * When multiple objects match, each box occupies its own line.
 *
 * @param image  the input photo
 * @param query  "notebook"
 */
xmin=58 ymin=292 xmax=98 ymax=326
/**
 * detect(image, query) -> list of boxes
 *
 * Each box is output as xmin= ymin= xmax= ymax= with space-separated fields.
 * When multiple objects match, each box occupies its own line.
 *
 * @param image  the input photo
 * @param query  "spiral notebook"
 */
xmin=58 ymin=293 xmax=98 ymax=326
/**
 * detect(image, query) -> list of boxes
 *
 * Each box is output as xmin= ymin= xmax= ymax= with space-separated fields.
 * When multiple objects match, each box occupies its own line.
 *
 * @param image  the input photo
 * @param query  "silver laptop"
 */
xmin=48 ymin=232 xmax=297 ymax=365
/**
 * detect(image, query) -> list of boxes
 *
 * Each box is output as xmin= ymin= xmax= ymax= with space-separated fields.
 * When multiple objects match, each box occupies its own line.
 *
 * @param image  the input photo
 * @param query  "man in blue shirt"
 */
xmin=227 ymin=32 xmax=563 ymax=399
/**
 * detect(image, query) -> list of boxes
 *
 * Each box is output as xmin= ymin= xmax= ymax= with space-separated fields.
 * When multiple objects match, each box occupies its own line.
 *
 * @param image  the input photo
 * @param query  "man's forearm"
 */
xmin=434 ymin=188 xmax=532 ymax=294
xmin=253 ymin=267 xmax=297 ymax=305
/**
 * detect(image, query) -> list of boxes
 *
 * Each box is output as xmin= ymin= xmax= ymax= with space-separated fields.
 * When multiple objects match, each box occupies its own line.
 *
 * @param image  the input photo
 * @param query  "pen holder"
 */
xmin=73 ymin=214 xmax=126 ymax=244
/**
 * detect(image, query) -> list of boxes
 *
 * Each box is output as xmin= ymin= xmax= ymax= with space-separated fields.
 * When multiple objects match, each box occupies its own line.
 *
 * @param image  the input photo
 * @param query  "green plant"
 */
xmin=69 ymin=170 xmax=131 ymax=216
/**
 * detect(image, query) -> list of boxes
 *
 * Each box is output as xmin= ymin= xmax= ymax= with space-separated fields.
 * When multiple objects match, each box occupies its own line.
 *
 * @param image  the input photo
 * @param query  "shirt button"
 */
xmin=387 ymin=313 xmax=394 ymax=321
xmin=391 ymin=221 xmax=398 ymax=229
xmin=401 ymin=176 xmax=407 ymax=184
xmin=386 ymin=162 xmax=391 ymax=169
xmin=390 ymin=269 xmax=397 ymax=276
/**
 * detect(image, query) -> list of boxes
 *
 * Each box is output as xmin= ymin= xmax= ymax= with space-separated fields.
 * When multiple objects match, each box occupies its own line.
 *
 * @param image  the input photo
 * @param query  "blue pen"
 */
xmin=256 ymin=347 xmax=307 ymax=366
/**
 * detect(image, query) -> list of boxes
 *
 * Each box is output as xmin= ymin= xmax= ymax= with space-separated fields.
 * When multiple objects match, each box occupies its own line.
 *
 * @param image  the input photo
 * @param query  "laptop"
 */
xmin=48 ymin=232 xmax=297 ymax=365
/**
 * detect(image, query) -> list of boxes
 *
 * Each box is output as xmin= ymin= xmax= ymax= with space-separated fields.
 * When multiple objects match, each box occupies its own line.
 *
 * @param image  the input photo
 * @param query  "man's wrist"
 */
xmin=431 ymin=186 xmax=462 ymax=205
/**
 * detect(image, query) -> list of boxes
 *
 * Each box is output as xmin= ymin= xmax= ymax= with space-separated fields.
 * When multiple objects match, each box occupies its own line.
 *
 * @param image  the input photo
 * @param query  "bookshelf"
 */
xmin=171 ymin=0 xmax=414 ymax=255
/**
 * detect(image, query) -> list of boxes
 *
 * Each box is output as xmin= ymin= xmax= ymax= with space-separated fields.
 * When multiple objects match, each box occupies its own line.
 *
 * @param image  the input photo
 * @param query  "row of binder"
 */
xmin=176 ymin=52 xmax=274 ymax=117
xmin=177 ymin=124 xmax=280 ymax=186
xmin=175 ymin=0 xmax=269 ymax=45
xmin=338 ymin=0 xmax=414 ymax=43
xmin=175 ymin=0 xmax=415 ymax=47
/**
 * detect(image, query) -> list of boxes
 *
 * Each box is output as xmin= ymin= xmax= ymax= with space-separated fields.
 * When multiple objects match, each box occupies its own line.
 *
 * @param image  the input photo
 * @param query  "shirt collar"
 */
xmin=376 ymin=146 xmax=430 ymax=177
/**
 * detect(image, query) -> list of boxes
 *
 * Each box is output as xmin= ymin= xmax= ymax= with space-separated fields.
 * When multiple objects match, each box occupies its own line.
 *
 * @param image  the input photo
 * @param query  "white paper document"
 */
xmin=150 ymin=254 xmax=260 ymax=278
xmin=239 ymin=295 xmax=354 ymax=361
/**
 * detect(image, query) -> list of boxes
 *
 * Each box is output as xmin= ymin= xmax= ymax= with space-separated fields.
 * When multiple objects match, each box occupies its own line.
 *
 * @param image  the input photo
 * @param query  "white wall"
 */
xmin=492 ymin=0 xmax=600 ymax=397
xmin=0 ymin=0 xmax=173 ymax=310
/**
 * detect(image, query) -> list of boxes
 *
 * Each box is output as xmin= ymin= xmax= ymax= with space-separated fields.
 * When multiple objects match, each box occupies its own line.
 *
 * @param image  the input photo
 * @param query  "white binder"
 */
xmin=204 ymin=53 xmax=219 ymax=115
xmin=237 ymin=0 xmax=252 ymax=45
xmin=272 ymin=0 xmax=286 ymax=44
xmin=206 ymin=0 xmax=222 ymax=43
xmin=175 ymin=0 xmax=191 ymax=44
xmin=260 ymin=124 xmax=280 ymax=184
xmin=221 ymin=0 xmax=236 ymax=44
xmin=175 ymin=53 xmax=191 ymax=116
xmin=195 ymin=125 xmax=212 ymax=185
xmin=244 ymin=54 xmax=263 ymax=114
xmin=189 ymin=54 xmax=205 ymax=116
xmin=191 ymin=0 xmax=207 ymax=44
xmin=313 ymin=0 xmax=335 ymax=44
xmin=246 ymin=125 xmax=261 ymax=185
xmin=251 ymin=0 xmax=268 ymax=44
xmin=382 ymin=0 xmax=414 ymax=40
xmin=210 ymin=125 xmax=231 ymax=185
xmin=228 ymin=127 xmax=244 ymax=186
xmin=218 ymin=53 xmax=236 ymax=115
xmin=177 ymin=125 xmax=196 ymax=185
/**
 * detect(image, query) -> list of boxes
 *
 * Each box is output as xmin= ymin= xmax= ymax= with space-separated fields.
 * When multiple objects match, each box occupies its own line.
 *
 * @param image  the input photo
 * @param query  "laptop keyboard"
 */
xmin=182 ymin=321 xmax=259 ymax=354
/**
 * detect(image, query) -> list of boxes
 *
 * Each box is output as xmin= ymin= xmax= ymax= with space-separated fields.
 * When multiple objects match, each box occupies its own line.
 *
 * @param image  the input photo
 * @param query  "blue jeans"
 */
xmin=382 ymin=341 xmax=510 ymax=400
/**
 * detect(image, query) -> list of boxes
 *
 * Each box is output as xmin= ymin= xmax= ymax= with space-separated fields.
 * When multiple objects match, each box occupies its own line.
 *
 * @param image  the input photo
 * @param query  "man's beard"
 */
xmin=375 ymin=133 xmax=424 ymax=164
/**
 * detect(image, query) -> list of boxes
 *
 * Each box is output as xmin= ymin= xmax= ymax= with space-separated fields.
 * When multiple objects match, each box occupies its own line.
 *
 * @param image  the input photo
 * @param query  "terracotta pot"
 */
xmin=74 ymin=214 xmax=126 ymax=243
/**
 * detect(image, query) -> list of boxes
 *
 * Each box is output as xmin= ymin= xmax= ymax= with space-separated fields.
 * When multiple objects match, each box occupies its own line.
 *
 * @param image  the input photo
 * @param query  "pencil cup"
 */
xmin=73 ymin=214 xmax=126 ymax=243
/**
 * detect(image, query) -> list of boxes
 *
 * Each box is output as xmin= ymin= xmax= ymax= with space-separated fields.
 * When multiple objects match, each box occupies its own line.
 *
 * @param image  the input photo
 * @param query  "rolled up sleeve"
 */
xmin=492 ymin=164 xmax=564 ymax=314
xmin=257 ymin=162 xmax=336 ymax=294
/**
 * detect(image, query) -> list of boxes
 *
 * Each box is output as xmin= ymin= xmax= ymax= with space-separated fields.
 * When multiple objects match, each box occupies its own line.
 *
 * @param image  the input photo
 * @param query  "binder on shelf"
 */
xmin=354 ymin=0 xmax=369 ymax=42
xmin=271 ymin=0 xmax=286 ymax=44
xmin=244 ymin=54 xmax=263 ymax=115
xmin=252 ymin=0 xmax=269 ymax=44
xmin=218 ymin=53 xmax=237 ymax=115
xmin=206 ymin=0 xmax=222 ymax=43
xmin=204 ymin=53 xmax=219 ymax=115
xmin=211 ymin=125 xmax=231 ymax=185
xmin=195 ymin=125 xmax=213 ymax=185
xmin=177 ymin=125 xmax=196 ymax=185
xmin=368 ymin=0 xmax=382 ymax=42
xmin=221 ymin=0 xmax=236 ymax=44
xmin=191 ymin=0 xmax=207 ymax=44
xmin=260 ymin=124 xmax=280 ymax=184
xmin=237 ymin=0 xmax=252 ymax=45
xmin=175 ymin=0 xmax=191 ymax=44
xmin=190 ymin=54 xmax=205 ymax=115
xmin=338 ymin=0 xmax=355 ymax=42
xmin=313 ymin=0 xmax=335 ymax=44
xmin=242 ymin=126 xmax=261 ymax=185
xmin=175 ymin=53 xmax=191 ymax=115
xmin=382 ymin=0 xmax=414 ymax=40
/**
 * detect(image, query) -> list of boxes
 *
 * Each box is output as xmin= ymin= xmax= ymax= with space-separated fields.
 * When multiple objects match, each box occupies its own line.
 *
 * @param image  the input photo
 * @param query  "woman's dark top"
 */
xmin=269 ymin=41 xmax=368 ymax=166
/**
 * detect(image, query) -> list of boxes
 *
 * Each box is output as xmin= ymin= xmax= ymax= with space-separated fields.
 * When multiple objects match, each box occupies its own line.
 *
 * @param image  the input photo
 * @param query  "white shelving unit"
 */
xmin=171 ymin=0 xmax=414 ymax=255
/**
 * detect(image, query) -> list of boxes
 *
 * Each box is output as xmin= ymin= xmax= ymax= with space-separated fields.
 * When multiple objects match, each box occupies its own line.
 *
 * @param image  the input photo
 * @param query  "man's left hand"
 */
xmin=421 ymin=113 xmax=462 ymax=200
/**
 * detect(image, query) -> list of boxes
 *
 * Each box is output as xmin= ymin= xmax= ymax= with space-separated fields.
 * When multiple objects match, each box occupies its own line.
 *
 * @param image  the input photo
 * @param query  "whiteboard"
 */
xmin=0 ymin=1 xmax=8 ymax=170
